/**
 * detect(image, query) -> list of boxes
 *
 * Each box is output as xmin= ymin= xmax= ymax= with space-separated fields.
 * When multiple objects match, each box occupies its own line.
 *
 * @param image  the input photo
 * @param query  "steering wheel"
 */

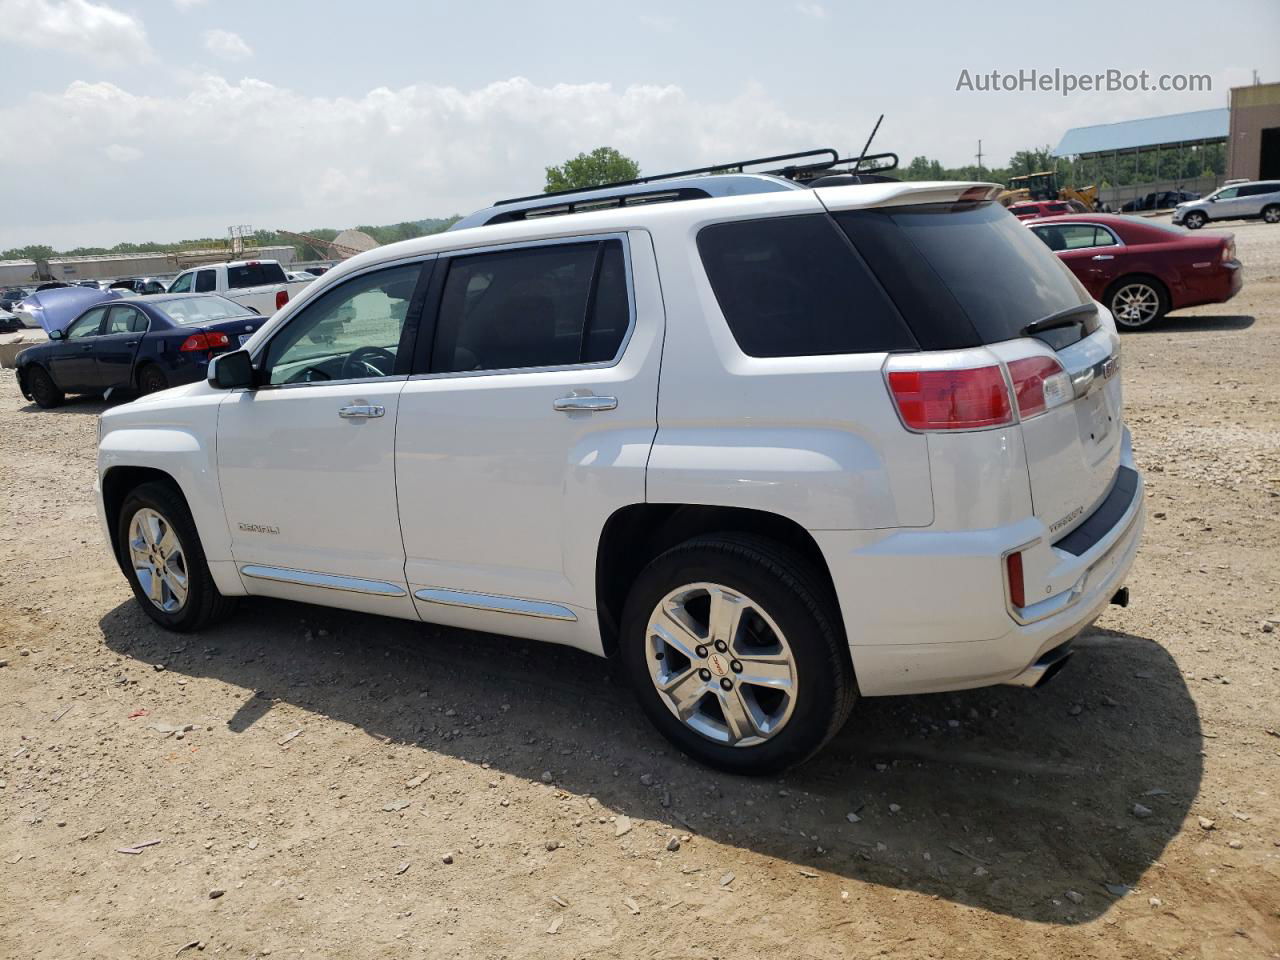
xmin=340 ymin=346 xmax=396 ymax=380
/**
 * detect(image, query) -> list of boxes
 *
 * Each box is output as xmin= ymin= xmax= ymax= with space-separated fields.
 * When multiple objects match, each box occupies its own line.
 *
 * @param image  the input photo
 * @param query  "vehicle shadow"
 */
xmin=14 ymin=393 xmax=120 ymax=415
xmin=98 ymin=598 xmax=1202 ymax=924
xmin=1155 ymin=313 xmax=1255 ymax=333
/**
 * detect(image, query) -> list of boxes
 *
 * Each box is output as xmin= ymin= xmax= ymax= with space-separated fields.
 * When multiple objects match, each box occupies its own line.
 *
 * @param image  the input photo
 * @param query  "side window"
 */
xmin=1051 ymin=225 xmax=1108 ymax=250
xmin=66 ymin=307 xmax=107 ymax=339
xmin=263 ymin=263 xmax=422 ymax=385
xmin=1090 ymin=227 xmax=1117 ymax=247
xmin=430 ymin=239 xmax=629 ymax=374
xmin=697 ymin=214 xmax=915 ymax=358
xmin=195 ymin=270 xmax=217 ymax=293
xmin=105 ymin=306 xmax=146 ymax=334
xmin=1215 ymin=187 xmax=1239 ymax=200
xmin=169 ymin=272 xmax=194 ymax=293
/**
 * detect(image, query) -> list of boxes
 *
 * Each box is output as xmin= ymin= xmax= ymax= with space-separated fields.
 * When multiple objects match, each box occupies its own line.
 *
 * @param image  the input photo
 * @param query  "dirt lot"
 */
xmin=2 ymin=217 xmax=1278 ymax=960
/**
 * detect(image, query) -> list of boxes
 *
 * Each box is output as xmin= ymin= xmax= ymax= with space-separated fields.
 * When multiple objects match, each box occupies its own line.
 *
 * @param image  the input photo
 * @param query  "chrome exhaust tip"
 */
xmin=1004 ymin=643 xmax=1074 ymax=688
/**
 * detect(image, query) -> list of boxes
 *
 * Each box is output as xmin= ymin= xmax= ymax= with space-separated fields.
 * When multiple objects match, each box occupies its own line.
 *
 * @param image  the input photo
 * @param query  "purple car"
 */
xmin=16 ymin=293 xmax=265 ymax=408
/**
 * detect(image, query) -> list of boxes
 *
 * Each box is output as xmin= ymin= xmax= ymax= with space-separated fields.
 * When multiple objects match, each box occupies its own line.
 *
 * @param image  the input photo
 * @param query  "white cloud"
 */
xmin=0 ymin=76 xmax=845 ymax=248
xmin=203 ymin=28 xmax=252 ymax=61
xmin=0 ymin=0 xmax=151 ymax=65
xmin=102 ymin=143 xmax=142 ymax=163
xmin=795 ymin=2 xmax=827 ymax=18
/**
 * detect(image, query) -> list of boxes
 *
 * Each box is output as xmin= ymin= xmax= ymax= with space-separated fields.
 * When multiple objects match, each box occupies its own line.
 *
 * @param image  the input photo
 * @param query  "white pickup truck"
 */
xmin=166 ymin=260 xmax=311 ymax=317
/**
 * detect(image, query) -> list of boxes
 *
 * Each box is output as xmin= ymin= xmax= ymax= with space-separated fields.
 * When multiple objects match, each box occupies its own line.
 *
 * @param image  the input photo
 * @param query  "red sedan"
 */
xmin=1026 ymin=214 xmax=1242 ymax=329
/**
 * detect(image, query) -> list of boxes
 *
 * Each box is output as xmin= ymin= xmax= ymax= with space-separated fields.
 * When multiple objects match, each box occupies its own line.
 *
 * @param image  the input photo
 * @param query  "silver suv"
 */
xmin=1172 ymin=179 xmax=1280 ymax=229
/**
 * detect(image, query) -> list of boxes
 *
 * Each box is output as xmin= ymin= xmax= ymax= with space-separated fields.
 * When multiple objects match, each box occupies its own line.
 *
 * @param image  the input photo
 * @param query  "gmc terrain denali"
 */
xmin=95 ymin=150 xmax=1144 ymax=773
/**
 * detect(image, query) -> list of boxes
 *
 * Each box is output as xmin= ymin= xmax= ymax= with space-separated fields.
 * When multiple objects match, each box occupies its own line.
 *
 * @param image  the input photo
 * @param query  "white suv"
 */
xmin=96 ymin=155 xmax=1144 ymax=773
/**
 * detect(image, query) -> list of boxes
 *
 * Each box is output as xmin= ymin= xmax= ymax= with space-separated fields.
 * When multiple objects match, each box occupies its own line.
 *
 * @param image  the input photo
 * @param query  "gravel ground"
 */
xmin=1 ymin=216 xmax=1278 ymax=959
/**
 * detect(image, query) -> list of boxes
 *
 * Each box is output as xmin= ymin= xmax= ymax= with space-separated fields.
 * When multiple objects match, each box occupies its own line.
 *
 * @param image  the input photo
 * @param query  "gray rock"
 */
xmin=545 ymin=840 xmax=559 ymax=851
xmin=639 ymin=774 xmax=654 ymax=787
xmin=1064 ymin=890 xmax=1084 ymax=904
xmin=1132 ymin=803 xmax=1153 ymax=819
xmin=441 ymin=853 xmax=454 ymax=864
xmin=614 ymin=816 xmax=632 ymax=838
xmin=209 ymin=888 xmax=226 ymax=899
xmin=666 ymin=837 xmax=681 ymax=852
xmin=540 ymin=771 xmax=553 ymax=783
xmin=1198 ymin=816 xmax=1216 ymax=830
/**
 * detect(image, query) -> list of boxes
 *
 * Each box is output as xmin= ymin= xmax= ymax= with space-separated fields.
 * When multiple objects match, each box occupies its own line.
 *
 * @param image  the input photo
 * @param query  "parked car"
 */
xmin=9 ymin=284 xmax=113 ymax=330
xmin=1007 ymin=200 xmax=1076 ymax=220
xmin=1027 ymin=214 xmax=1241 ymax=328
xmin=0 ymin=287 xmax=31 ymax=312
xmin=287 ymin=271 xmax=317 ymax=283
xmin=109 ymin=277 xmax=168 ymax=296
xmin=166 ymin=260 xmax=311 ymax=317
xmin=0 ymin=307 xmax=21 ymax=333
xmin=1172 ymin=180 xmax=1280 ymax=229
xmin=17 ymin=294 xmax=265 ymax=407
xmin=1119 ymin=190 xmax=1200 ymax=213
xmin=95 ymin=170 xmax=1142 ymax=773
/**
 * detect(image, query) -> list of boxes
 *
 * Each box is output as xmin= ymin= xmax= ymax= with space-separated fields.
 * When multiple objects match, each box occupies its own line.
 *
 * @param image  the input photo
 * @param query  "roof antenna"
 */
xmin=851 ymin=114 xmax=885 ymax=173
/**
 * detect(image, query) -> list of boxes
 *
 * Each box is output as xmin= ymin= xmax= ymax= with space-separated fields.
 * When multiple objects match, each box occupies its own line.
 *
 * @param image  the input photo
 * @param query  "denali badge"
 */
xmin=238 ymin=522 xmax=280 ymax=535
xmin=1101 ymin=356 xmax=1119 ymax=380
xmin=1049 ymin=506 xmax=1084 ymax=534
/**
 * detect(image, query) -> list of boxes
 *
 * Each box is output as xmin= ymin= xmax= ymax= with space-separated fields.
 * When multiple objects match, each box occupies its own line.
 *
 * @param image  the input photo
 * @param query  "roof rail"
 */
xmin=448 ymin=147 xmax=900 ymax=232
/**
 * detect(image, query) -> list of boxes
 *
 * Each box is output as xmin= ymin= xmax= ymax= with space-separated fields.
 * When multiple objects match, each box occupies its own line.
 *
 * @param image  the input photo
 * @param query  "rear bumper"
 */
xmin=815 ymin=436 xmax=1144 ymax=696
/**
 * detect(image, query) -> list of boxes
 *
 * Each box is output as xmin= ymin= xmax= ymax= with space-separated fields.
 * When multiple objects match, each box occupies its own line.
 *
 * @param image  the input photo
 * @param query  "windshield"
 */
xmin=227 ymin=262 xmax=287 ymax=288
xmin=156 ymin=295 xmax=253 ymax=325
xmin=835 ymin=201 xmax=1093 ymax=350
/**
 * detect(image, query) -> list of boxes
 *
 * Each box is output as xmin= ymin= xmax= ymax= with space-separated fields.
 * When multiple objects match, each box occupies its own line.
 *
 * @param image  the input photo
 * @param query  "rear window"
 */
xmin=697 ymin=214 xmax=915 ymax=358
xmin=156 ymin=295 xmax=252 ymax=325
xmin=834 ymin=202 xmax=1093 ymax=350
xmin=227 ymin=262 xmax=288 ymax=288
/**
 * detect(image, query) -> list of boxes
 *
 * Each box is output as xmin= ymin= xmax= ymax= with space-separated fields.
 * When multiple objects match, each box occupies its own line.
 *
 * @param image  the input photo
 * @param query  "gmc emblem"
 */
xmin=1101 ymin=356 xmax=1119 ymax=380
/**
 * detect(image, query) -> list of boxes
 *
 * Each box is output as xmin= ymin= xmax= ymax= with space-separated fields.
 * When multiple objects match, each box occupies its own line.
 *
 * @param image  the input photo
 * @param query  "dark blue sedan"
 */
xmin=16 ymin=294 xmax=264 ymax=408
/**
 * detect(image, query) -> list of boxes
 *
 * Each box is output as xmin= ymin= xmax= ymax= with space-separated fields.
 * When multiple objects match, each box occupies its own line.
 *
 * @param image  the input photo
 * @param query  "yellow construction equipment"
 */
xmin=998 ymin=171 xmax=1099 ymax=211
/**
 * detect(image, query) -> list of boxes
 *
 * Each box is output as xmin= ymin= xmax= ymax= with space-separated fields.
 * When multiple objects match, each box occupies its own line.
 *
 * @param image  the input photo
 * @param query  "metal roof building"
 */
xmin=1053 ymin=108 xmax=1229 ymax=157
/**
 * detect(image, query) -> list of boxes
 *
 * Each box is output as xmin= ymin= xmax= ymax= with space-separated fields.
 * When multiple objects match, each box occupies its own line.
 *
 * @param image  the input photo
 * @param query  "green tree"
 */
xmin=544 ymin=147 xmax=639 ymax=193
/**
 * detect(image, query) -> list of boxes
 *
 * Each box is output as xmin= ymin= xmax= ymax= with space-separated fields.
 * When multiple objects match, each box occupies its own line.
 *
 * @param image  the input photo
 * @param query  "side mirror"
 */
xmin=48 ymin=328 xmax=64 ymax=340
xmin=208 ymin=349 xmax=255 ymax=389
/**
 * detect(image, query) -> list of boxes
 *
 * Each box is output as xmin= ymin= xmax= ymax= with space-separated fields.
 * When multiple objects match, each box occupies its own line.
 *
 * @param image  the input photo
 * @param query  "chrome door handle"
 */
xmin=1091 ymin=254 xmax=1114 ymax=261
xmin=338 ymin=404 xmax=385 ymax=419
xmin=553 ymin=394 xmax=617 ymax=412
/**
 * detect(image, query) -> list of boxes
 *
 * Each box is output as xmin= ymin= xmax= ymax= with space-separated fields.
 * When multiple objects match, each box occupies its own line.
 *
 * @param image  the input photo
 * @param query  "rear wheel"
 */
xmin=1108 ymin=277 xmax=1169 ymax=330
xmin=619 ymin=534 xmax=855 ymax=774
xmin=116 ymin=481 xmax=236 ymax=631
xmin=1183 ymin=211 xmax=1207 ymax=229
xmin=25 ymin=365 xmax=64 ymax=408
xmin=1263 ymin=204 xmax=1280 ymax=225
xmin=138 ymin=364 xmax=169 ymax=395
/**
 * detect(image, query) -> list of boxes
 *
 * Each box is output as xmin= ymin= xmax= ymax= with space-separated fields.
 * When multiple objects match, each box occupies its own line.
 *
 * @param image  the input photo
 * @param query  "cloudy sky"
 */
xmin=0 ymin=0 xmax=1275 ymax=249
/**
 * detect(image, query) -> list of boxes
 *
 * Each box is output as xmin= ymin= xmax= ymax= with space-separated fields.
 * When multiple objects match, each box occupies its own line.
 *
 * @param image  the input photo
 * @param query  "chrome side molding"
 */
xmin=413 ymin=587 xmax=577 ymax=621
xmin=240 ymin=565 xmax=407 ymax=597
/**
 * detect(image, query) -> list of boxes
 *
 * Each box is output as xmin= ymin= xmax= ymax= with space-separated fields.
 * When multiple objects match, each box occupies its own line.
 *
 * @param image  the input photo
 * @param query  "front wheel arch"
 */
xmin=101 ymin=466 xmax=187 ymax=572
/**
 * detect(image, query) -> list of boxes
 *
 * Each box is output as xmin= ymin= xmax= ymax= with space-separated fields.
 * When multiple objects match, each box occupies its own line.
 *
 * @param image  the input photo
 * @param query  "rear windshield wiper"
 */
xmin=1021 ymin=303 xmax=1097 ymax=339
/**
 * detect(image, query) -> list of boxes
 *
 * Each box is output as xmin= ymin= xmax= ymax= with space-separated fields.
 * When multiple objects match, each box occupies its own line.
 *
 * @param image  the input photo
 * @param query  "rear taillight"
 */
xmin=886 ymin=365 xmax=1012 ymax=431
xmin=179 ymin=332 xmax=231 ymax=352
xmin=276 ymin=290 xmax=289 ymax=310
xmin=1006 ymin=551 xmax=1026 ymax=608
xmin=1007 ymin=356 xmax=1073 ymax=419
xmin=1222 ymin=239 xmax=1235 ymax=262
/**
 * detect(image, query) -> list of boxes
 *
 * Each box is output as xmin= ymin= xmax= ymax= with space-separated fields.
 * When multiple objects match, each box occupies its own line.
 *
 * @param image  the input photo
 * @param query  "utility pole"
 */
xmin=975 ymin=139 xmax=984 ymax=177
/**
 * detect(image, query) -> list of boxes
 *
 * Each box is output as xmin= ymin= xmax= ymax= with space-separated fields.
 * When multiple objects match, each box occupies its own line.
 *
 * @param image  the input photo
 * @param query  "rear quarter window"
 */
xmin=696 ymin=214 xmax=915 ymax=358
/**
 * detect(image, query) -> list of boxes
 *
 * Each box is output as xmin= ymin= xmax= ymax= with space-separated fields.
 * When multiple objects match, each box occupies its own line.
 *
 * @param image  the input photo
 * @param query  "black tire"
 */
xmin=137 ymin=364 xmax=169 ymax=395
xmin=1183 ymin=211 xmax=1207 ymax=230
xmin=619 ymin=534 xmax=856 ymax=774
xmin=1107 ymin=275 xmax=1170 ymax=330
xmin=1263 ymin=204 xmax=1280 ymax=225
xmin=25 ymin=365 xmax=64 ymax=408
xmin=116 ymin=481 xmax=236 ymax=632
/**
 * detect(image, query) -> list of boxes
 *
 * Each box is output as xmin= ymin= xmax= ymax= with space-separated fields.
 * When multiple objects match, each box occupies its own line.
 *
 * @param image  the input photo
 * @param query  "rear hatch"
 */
xmin=823 ymin=189 xmax=1124 ymax=537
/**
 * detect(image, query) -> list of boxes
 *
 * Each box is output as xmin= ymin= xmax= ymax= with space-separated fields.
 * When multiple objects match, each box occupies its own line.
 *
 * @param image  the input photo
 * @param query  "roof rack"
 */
xmin=448 ymin=146 xmax=900 ymax=231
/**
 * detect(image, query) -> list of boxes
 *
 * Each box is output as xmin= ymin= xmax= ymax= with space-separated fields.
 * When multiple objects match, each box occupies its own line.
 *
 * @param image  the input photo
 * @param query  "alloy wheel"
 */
xmin=1264 ymin=206 xmax=1280 ymax=224
xmin=645 ymin=582 xmax=798 ymax=747
xmin=128 ymin=507 xmax=189 ymax=613
xmin=1111 ymin=283 xmax=1161 ymax=328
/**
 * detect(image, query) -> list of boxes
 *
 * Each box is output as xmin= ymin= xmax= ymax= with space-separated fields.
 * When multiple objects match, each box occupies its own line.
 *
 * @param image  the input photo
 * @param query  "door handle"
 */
xmin=338 ymin=404 xmax=385 ymax=419
xmin=1091 ymin=254 xmax=1114 ymax=261
xmin=553 ymin=394 xmax=618 ymax=412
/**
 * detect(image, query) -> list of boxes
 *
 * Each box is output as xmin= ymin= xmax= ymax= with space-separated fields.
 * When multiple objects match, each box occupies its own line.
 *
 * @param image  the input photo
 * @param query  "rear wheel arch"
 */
xmin=594 ymin=503 xmax=843 ymax=656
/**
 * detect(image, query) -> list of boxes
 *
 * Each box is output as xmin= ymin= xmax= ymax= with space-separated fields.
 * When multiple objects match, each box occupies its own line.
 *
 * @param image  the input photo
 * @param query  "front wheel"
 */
xmin=1183 ymin=211 xmax=1207 ymax=229
xmin=1108 ymin=277 xmax=1169 ymax=330
xmin=25 ymin=365 xmax=64 ymax=408
xmin=117 ymin=481 xmax=236 ymax=631
xmin=619 ymin=535 xmax=855 ymax=774
xmin=1263 ymin=204 xmax=1280 ymax=225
